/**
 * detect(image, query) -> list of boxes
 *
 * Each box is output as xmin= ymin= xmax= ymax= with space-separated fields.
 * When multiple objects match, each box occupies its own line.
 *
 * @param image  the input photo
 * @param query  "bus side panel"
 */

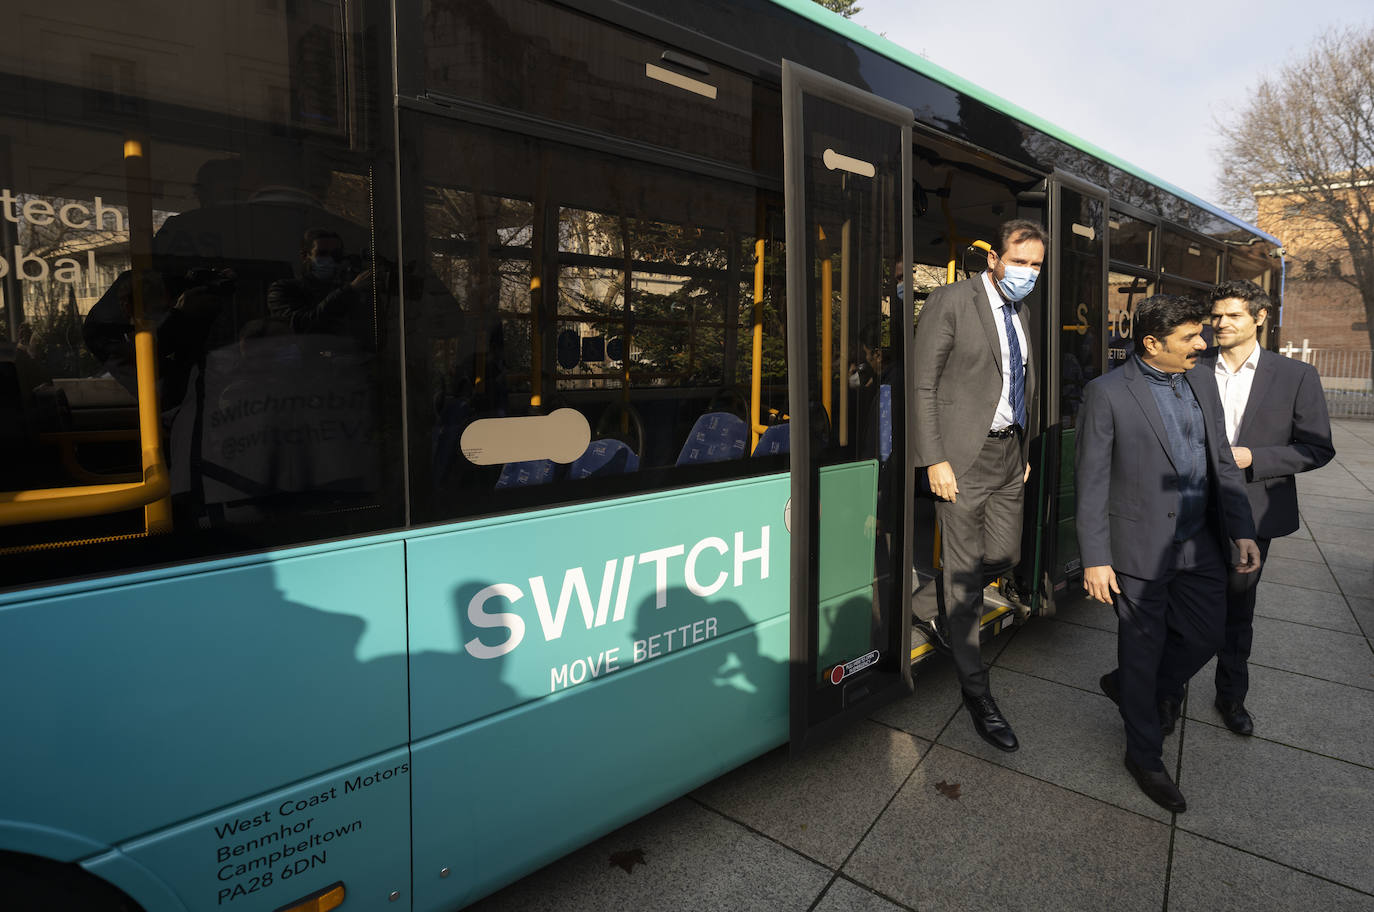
xmin=410 ymin=614 xmax=790 ymax=912
xmin=0 ymin=542 xmax=408 ymax=852
xmin=405 ymin=476 xmax=792 ymax=738
xmin=91 ymin=746 xmax=411 ymax=912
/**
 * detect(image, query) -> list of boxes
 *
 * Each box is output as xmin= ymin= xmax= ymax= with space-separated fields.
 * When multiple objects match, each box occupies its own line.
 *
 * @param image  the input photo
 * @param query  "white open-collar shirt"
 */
xmin=981 ymin=270 xmax=1029 ymax=431
xmin=1214 ymin=340 xmax=1262 ymax=446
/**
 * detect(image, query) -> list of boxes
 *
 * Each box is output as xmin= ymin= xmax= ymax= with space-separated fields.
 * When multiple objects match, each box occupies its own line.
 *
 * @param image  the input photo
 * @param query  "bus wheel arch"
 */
xmin=0 ymin=850 xmax=146 ymax=912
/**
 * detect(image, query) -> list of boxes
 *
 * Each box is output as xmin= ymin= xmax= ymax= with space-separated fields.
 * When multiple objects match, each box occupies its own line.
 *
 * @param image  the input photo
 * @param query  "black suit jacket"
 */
xmin=1075 ymin=357 xmax=1256 ymax=580
xmin=1202 ymin=348 xmax=1335 ymax=539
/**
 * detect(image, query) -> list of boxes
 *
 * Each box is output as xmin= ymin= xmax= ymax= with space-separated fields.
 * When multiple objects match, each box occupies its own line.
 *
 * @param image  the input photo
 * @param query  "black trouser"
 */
xmin=930 ymin=433 xmax=1023 ymax=697
xmin=1113 ymin=530 xmax=1226 ymax=771
xmin=1215 ymin=537 xmax=1272 ymax=704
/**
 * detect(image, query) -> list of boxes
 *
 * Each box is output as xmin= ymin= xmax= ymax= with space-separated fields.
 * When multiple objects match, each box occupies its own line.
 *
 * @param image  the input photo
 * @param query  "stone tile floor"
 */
xmin=469 ymin=420 xmax=1374 ymax=911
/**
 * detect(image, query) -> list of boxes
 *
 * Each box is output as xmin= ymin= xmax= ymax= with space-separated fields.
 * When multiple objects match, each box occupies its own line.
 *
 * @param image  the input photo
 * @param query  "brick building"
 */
xmin=1255 ymin=177 xmax=1372 ymax=352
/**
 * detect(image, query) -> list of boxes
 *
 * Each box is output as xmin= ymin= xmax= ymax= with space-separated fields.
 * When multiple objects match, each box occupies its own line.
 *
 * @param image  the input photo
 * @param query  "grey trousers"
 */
xmin=923 ymin=434 xmax=1024 ymax=696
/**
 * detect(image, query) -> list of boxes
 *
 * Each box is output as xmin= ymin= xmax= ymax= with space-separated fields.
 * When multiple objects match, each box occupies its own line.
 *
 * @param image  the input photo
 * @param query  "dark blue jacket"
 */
xmin=1075 ymin=356 xmax=1256 ymax=579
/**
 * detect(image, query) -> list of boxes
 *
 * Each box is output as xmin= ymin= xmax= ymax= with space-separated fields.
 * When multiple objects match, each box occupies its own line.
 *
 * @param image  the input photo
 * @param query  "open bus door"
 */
xmin=1040 ymin=173 xmax=1109 ymax=600
xmin=782 ymin=61 xmax=914 ymax=753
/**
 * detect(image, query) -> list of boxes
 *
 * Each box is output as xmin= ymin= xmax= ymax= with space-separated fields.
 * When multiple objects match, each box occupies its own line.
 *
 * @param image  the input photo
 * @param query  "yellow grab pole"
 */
xmin=750 ymin=239 xmax=765 ymax=451
xmin=124 ymin=136 xmax=172 ymax=534
xmin=529 ymin=276 xmax=542 ymax=408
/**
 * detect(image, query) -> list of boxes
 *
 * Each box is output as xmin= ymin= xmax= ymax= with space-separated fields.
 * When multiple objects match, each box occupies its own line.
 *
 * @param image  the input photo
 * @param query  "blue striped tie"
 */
xmin=1002 ymin=303 xmax=1025 ymax=428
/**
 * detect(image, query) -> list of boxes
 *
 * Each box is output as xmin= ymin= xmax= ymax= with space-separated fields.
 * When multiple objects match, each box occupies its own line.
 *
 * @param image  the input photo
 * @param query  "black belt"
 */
xmin=987 ymin=426 xmax=1020 ymax=439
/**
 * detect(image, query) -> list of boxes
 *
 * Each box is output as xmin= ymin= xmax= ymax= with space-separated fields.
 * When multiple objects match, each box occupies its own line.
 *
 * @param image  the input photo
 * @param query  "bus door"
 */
xmin=1041 ymin=173 xmax=1108 ymax=597
xmin=782 ymin=61 xmax=914 ymax=752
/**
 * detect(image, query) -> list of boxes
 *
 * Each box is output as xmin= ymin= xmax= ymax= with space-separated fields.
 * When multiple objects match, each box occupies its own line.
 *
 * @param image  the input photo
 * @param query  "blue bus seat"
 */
xmin=568 ymin=438 xmax=639 ymax=480
xmin=752 ymin=422 xmax=790 ymax=456
xmin=495 ymin=459 xmax=559 ymax=489
xmin=676 ymin=412 xmax=748 ymax=466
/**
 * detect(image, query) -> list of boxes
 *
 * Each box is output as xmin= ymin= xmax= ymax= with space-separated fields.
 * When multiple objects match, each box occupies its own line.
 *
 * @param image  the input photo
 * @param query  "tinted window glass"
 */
xmin=1058 ymin=188 xmax=1103 ymax=427
xmin=1107 ymin=272 xmax=1153 ymax=370
xmin=1226 ymin=249 xmax=1272 ymax=284
xmin=1109 ymin=210 xmax=1153 ymax=270
xmin=0 ymin=0 xmax=400 ymax=588
xmin=402 ymin=114 xmax=787 ymax=525
xmin=420 ymin=0 xmax=779 ymax=173
xmin=1158 ymin=277 xmax=1210 ymax=298
xmin=1161 ymin=230 xmax=1220 ymax=283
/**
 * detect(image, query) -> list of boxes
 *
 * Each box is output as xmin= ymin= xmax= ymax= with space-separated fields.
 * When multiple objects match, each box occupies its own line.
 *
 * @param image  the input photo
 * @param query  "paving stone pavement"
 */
xmin=468 ymin=420 xmax=1374 ymax=912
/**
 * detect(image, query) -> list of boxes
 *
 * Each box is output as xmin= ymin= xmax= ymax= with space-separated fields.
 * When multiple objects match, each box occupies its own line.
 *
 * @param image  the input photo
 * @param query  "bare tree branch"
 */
xmin=1217 ymin=24 xmax=1374 ymax=350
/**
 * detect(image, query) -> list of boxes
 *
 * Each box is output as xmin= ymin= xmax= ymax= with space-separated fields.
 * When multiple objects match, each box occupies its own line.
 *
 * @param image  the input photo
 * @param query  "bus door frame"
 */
xmin=1041 ymin=171 xmax=1110 ymax=600
xmin=782 ymin=60 xmax=915 ymax=754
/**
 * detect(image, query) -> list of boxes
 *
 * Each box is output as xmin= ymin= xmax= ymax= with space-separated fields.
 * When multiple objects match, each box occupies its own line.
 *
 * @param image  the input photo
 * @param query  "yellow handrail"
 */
xmin=0 ymin=135 xmax=172 ymax=531
xmin=750 ymin=239 xmax=766 ymax=452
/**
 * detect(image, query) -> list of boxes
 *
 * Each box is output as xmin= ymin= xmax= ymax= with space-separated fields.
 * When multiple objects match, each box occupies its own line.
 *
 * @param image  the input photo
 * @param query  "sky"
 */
xmin=848 ymin=0 xmax=1372 ymax=212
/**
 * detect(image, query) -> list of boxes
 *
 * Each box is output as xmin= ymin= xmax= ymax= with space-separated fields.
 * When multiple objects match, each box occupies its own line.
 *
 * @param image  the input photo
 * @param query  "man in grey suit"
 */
xmin=1077 ymin=294 xmax=1261 ymax=812
xmin=913 ymin=219 xmax=1045 ymax=753
xmin=1206 ymin=280 xmax=1334 ymax=736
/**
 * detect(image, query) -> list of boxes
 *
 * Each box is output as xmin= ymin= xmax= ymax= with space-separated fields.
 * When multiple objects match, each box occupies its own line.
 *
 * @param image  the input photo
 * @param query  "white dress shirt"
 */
xmin=1214 ymin=341 xmax=1261 ymax=445
xmin=981 ymin=271 xmax=1029 ymax=430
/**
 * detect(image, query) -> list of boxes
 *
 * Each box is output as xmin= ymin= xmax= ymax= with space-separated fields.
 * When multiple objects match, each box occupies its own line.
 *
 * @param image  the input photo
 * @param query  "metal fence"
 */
xmin=1279 ymin=341 xmax=1374 ymax=419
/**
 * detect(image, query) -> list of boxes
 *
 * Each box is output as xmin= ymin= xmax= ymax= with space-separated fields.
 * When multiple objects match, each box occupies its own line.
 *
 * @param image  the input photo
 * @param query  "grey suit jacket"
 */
xmin=1075 ymin=356 xmax=1256 ymax=580
xmin=1201 ymin=348 xmax=1335 ymax=539
xmin=913 ymin=274 xmax=1036 ymax=476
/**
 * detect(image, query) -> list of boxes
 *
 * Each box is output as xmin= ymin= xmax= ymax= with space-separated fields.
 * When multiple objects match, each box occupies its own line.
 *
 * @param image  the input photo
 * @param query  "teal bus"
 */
xmin=0 ymin=1 xmax=1280 ymax=910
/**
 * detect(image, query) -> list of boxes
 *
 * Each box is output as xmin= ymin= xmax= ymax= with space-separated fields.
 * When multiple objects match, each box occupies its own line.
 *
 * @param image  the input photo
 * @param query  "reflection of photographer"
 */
xmin=267 ymin=227 xmax=373 ymax=345
xmin=82 ymin=267 xmax=229 ymax=406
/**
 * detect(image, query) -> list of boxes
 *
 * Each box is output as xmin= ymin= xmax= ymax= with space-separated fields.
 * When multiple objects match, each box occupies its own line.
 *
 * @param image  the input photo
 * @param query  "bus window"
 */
xmin=1109 ymin=209 xmax=1155 ymax=271
xmin=1161 ymin=229 xmax=1221 ymax=284
xmin=401 ymin=115 xmax=788 ymax=525
xmin=1107 ymin=272 xmax=1153 ymax=371
xmin=0 ymin=0 xmax=402 ymax=588
xmin=412 ymin=0 xmax=778 ymax=175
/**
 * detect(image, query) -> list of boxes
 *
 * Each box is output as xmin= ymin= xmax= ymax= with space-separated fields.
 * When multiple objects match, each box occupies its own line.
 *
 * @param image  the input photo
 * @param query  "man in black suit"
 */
xmin=913 ymin=219 xmax=1045 ymax=753
xmin=1077 ymin=294 xmax=1261 ymax=812
xmin=1206 ymin=280 xmax=1334 ymax=735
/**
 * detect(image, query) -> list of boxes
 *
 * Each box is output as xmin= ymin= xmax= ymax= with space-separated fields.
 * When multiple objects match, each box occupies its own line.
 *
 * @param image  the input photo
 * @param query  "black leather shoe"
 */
xmin=1099 ymin=672 xmax=1119 ymax=705
xmin=917 ymin=616 xmax=952 ymax=655
xmin=1215 ymin=699 xmax=1254 ymax=736
xmin=1159 ymin=698 xmax=1182 ymax=737
xmin=963 ymin=692 xmax=1019 ymax=752
xmin=1124 ymin=755 xmax=1186 ymax=813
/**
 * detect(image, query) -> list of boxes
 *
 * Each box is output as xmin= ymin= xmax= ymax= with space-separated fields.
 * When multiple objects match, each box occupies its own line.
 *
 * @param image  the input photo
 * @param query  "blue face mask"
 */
xmin=996 ymin=263 xmax=1038 ymax=302
xmin=310 ymin=258 xmax=340 ymax=282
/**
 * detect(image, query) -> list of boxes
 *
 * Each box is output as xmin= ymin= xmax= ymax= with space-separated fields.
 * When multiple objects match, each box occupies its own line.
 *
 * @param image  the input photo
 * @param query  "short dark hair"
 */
xmin=1210 ymin=279 xmax=1271 ymax=320
xmin=1133 ymin=294 xmax=1210 ymax=355
xmin=300 ymin=227 xmax=342 ymax=257
xmin=995 ymin=219 xmax=1049 ymax=256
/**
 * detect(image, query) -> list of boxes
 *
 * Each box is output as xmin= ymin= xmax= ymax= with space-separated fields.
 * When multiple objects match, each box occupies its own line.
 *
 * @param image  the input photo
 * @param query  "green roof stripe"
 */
xmin=765 ymin=0 xmax=1278 ymax=244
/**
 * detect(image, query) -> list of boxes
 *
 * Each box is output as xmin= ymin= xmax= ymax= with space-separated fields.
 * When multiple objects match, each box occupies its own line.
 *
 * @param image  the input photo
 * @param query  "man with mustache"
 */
xmin=1076 ymin=294 xmax=1262 ymax=812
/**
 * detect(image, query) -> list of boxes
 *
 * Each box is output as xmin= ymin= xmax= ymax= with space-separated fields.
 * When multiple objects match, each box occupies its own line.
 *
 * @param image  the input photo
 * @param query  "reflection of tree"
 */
xmin=810 ymin=0 xmax=862 ymax=17
xmin=1217 ymin=25 xmax=1374 ymax=351
xmin=556 ymin=209 xmax=782 ymax=390
xmin=1018 ymin=132 xmax=1233 ymax=237
xmin=424 ymin=188 xmax=534 ymax=398
xmin=6 ymin=194 xmax=124 ymax=377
